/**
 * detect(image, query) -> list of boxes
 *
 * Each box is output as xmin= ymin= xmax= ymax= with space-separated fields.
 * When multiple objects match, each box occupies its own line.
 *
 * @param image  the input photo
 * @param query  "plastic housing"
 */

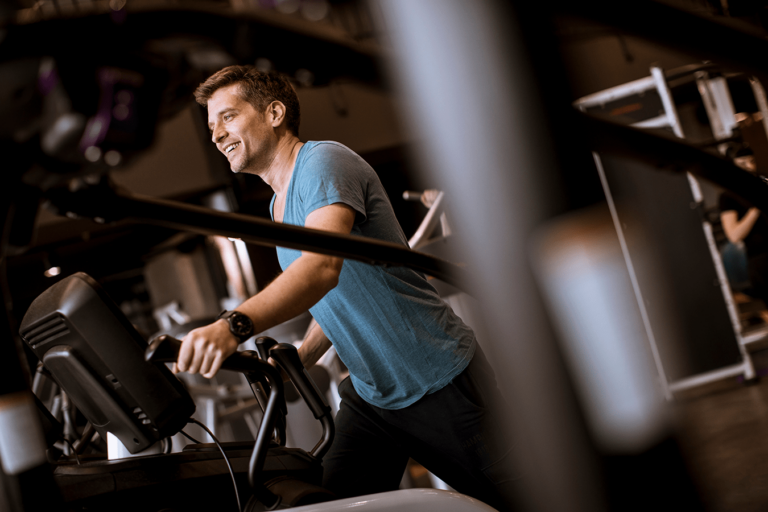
xmin=19 ymin=272 xmax=195 ymax=453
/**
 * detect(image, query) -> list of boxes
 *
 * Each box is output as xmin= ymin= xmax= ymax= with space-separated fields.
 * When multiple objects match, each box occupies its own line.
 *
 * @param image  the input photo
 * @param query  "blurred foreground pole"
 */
xmin=0 ymin=145 xmax=63 ymax=510
xmin=370 ymin=1 xmax=605 ymax=510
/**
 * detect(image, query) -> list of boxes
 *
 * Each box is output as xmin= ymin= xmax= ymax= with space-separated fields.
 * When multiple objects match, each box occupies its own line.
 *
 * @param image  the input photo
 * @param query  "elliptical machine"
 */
xmin=19 ymin=272 xmax=335 ymax=511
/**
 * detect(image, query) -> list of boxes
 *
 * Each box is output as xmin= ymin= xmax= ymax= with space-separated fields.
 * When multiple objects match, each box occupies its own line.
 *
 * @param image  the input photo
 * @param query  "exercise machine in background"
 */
xmin=573 ymin=64 xmax=768 ymax=397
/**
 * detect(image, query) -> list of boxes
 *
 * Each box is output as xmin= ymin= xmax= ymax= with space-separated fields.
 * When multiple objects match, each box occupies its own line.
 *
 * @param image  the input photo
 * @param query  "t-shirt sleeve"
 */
xmin=297 ymin=143 xmax=369 ymax=224
xmin=719 ymin=192 xmax=746 ymax=216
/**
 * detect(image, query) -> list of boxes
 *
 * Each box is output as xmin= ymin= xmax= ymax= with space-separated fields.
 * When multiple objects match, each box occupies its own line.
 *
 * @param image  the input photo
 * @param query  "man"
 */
xmin=178 ymin=65 xmax=516 ymax=510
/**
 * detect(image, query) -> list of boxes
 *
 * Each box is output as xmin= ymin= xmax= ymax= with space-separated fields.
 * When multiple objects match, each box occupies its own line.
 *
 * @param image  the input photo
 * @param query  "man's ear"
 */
xmin=268 ymin=101 xmax=287 ymax=128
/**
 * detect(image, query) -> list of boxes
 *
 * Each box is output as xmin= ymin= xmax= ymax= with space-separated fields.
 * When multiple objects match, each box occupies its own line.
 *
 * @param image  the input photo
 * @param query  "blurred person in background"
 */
xmin=720 ymin=147 xmax=768 ymax=320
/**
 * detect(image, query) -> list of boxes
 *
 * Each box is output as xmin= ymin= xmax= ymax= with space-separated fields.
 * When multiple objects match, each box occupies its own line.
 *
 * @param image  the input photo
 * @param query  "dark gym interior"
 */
xmin=4 ymin=1 xmax=768 ymax=511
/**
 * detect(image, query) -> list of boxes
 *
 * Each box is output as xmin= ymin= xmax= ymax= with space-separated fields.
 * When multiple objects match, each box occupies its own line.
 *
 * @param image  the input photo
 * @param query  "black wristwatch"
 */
xmin=218 ymin=310 xmax=254 ymax=344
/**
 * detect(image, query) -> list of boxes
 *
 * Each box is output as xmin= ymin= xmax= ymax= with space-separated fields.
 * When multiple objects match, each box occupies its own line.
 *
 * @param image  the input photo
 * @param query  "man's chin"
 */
xmin=229 ymin=157 xmax=253 ymax=174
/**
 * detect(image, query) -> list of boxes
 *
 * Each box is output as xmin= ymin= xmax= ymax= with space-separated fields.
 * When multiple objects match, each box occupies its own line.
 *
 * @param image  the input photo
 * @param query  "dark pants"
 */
xmin=322 ymin=346 xmax=519 ymax=511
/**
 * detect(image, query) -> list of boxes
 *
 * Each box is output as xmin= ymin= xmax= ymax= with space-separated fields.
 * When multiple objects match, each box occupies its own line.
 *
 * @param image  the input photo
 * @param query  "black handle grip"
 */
xmin=267 ymin=343 xmax=330 ymax=420
xmin=255 ymin=337 xmax=279 ymax=361
xmin=145 ymin=335 xmax=182 ymax=363
xmin=145 ymin=334 xmax=277 ymax=376
xmin=267 ymin=341 xmax=334 ymax=458
xmin=145 ymin=334 xmax=285 ymax=500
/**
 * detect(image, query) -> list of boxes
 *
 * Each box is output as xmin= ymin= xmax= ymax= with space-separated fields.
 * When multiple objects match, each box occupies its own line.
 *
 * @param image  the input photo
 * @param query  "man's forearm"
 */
xmin=299 ymin=320 xmax=333 ymax=370
xmin=235 ymin=252 xmax=341 ymax=334
xmin=176 ymin=203 xmax=354 ymax=378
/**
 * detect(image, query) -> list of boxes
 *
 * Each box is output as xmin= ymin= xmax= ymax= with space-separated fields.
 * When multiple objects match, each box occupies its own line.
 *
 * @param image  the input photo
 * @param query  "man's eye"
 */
xmin=224 ymin=114 xmax=233 ymax=121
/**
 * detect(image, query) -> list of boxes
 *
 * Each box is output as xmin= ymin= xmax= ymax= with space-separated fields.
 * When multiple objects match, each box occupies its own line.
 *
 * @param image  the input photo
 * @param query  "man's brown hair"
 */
xmin=194 ymin=65 xmax=300 ymax=136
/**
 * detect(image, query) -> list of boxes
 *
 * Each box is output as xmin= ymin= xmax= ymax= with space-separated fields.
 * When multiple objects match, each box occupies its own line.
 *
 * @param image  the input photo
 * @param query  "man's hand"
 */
xmin=171 ymin=203 xmax=352 ymax=380
xmin=175 ymin=319 xmax=239 ymax=379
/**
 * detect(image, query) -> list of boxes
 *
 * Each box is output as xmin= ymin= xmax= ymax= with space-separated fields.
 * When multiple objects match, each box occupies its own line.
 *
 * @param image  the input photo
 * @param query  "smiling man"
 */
xmin=182 ymin=65 xmax=517 ymax=511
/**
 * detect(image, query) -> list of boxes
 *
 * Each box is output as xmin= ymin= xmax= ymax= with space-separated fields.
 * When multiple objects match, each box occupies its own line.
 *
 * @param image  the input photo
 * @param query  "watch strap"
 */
xmin=217 ymin=310 xmax=254 ymax=343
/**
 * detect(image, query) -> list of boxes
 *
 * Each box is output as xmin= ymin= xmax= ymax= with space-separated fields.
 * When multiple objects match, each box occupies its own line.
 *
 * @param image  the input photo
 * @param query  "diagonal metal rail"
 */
xmin=46 ymin=183 xmax=472 ymax=292
xmin=577 ymin=111 xmax=768 ymax=211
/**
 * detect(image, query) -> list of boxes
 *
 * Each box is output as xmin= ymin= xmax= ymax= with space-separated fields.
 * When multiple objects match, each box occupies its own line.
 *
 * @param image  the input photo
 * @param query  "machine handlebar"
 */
xmin=145 ymin=334 xmax=334 ymax=460
xmin=145 ymin=335 xmax=278 ymax=377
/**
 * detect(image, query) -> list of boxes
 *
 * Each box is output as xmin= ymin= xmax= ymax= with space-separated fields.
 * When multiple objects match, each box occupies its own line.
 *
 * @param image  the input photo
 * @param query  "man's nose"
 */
xmin=212 ymin=125 xmax=226 ymax=144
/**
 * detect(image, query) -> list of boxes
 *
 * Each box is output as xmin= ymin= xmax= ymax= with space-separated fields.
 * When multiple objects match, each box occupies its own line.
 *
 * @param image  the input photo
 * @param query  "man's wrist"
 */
xmin=217 ymin=310 xmax=255 ymax=344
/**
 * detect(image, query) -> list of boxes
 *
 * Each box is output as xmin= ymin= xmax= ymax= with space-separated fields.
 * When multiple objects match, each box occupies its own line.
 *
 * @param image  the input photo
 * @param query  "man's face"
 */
xmin=207 ymin=84 xmax=275 ymax=174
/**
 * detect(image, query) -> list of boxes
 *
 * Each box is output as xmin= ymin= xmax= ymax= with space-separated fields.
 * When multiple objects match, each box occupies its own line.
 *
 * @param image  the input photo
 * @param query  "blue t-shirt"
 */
xmin=271 ymin=141 xmax=476 ymax=409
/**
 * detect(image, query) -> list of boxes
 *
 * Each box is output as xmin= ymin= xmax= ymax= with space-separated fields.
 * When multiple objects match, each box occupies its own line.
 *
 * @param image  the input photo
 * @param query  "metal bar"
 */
xmin=217 ymin=398 xmax=262 ymax=421
xmin=47 ymin=185 xmax=471 ymax=291
xmin=0 ymin=161 xmax=65 ymax=511
xmin=577 ymin=112 xmax=768 ymax=212
xmin=668 ymin=363 xmax=748 ymax=393
xmin=749 ymin=77 xmax=768 ymax=138
xmin=651 ymin=66 xmax=685 ymax=139
xmin=247 ymin=367 xmax=281 ymax=508
xmin=571 ymin=75 xmax=657 ymax=108
xmin=234 ymin=239 xmax=259 ymax=297
xmin=373 ymin=1 xmax=607 ymax=510
xmin=700 ymin=217 xmax=755 ymax=380
xmin=72 ymin=422 xmax=95 ymax=454
xmin=311 ymin=414 xmax=335 ymax=460
xmin=695 ymin=72 xmax=730 ymax=142
xmin=708 ymin=77 xmax=738 ymax=138
xmin=741 ymin=326 xmax=768 ymax=346
xmin=632 ymin=115 xmax=673 ymax=129
xmin=408 ymin=191 xmax=445 ymax=249
xmin=593 ymin=152 xmax=673 ymax=400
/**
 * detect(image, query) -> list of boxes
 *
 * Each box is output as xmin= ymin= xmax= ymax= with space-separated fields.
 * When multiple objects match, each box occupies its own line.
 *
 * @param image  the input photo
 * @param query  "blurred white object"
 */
xmin=107 ymin=433 xmax=164 ymax=460
xmin=532 ymin=207 xmax=668 ymax=452
xmin=284 ymin=489 xmax=496 ymax=512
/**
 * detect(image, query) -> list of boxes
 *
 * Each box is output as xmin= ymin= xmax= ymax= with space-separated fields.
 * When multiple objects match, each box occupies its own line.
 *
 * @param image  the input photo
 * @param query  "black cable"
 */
xmin=188 ymin=419 xmax=242 ymax=512
xmin=180 ymin=430 xmax=203 ymax=445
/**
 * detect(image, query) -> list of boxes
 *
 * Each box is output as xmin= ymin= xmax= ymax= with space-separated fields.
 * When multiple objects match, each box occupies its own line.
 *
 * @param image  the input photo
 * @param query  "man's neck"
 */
xmin=260 ymin=135 xmax=303 ymax=194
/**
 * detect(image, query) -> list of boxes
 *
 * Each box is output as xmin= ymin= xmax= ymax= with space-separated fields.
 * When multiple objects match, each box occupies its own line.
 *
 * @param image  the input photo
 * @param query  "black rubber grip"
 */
xmin=268 ymin=343 xmax=330 ymax=420
xmin=145 ymin=335 xmax=276 ymax=376
xmin=255 ymin=337 xmax=279 ymax=361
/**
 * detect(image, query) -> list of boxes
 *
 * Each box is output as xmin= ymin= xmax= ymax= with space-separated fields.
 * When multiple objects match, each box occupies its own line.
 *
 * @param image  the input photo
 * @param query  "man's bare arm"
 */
xmin=299 ymin=320 xmax=333 ymax=370
xmin=176 ymin=203 xmax=355 ymax=378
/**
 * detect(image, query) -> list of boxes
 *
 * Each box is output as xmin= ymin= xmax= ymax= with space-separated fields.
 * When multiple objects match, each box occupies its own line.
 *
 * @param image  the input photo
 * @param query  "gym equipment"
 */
xmin=19 ymin=272 xmax=335 ymax=511
xmin=18 ymin=271 xmax=497 ymax=512
xmin=574 ymin=64 xmax=768 ymax=396
xmin=19 ymin=273 xmax=195 ymax=454
xmin=150 ymin=301 xmax=341 ymax=454
xmin=403 ymin=190 xmax=451 ymax=250
xmin=402 ymin=189 xmax=484 ymax=342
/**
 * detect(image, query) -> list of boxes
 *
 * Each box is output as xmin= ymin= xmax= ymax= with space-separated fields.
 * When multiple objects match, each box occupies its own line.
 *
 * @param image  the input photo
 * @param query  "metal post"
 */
xmin=0 ymin=172 xmax=63 ymax=511
xmin=370 ymin=1 xmax=604 ymax=510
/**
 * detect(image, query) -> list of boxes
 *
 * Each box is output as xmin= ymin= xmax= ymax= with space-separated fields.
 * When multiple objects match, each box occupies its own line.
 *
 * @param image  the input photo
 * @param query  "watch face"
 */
xmin=230 ymin=312 xmax=253 ymax=338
